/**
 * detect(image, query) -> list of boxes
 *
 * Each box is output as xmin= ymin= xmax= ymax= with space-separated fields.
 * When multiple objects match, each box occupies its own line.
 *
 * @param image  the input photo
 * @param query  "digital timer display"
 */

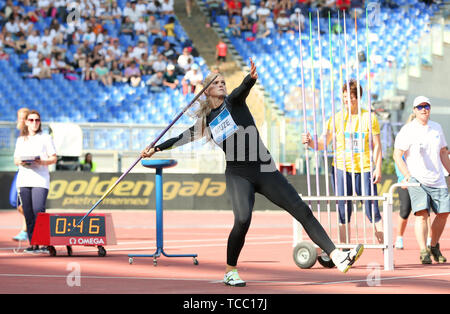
xmin=49 ymin=216 xmax=106 ymax=237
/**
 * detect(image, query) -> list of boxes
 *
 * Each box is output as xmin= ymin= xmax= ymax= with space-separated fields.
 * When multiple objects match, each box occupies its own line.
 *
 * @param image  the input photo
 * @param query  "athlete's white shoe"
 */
xmin=332 ymin=244 xmax=364 ymax=273
xmin=223 ymin=269 xmax=246 ymax=287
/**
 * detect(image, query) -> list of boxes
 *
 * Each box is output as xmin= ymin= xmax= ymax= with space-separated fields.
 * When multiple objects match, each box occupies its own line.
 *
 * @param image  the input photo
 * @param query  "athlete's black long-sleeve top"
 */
xmin=155 ymin=75 xmax=274 ymax=170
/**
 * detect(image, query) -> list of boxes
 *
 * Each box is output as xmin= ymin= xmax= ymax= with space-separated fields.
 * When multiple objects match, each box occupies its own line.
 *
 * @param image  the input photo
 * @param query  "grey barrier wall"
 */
xmin=1 ymin=171 xmax=434 ymax=211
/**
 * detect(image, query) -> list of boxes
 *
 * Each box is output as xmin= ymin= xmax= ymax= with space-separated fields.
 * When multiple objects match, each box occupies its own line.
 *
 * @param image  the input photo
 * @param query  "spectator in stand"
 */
xmin=120 ymin=16 xmax=135 ymax=40
xmin=15 ymin=34 xmax=30 ymax=55
xmin=182 ymin=63 xmax=203 ymax=95
xmin=161 ymin=40 xmax=178 ymax=62
xmin=256 ymin=0 xmax=271 ymax=21
xmin=161 ymin=0 xmax=175 ymax=16
xmin=276 ymin=10 xmax=291 ymax=34
xmin=164 ymin=16 xmax=176 ymax=38
xmin=177 ymin=46 xmax=194 ymax=73
xmin=290 ymin=8 xmax=306 ymax=32
xmin=19 ymin=16 xmax=33 ymax=36
xmin=124 ymin=60 xmax=142 ymax=87
xmin=254 ymin=17 xmax=271 ymax=38
xmin=147 ymin=15 xmax=162 ymax=36
xmin=134 ymin=16 xmax=148 ymax=43
xmin=226 ymin=0 xmax=242 ymax=21
xmin=238 ymin=16 xmax=253 ymax=34
xmin=147 ymin=70 xmax=164 ymax=92
xmin=5 ymin=15 xmax=20 ymax=37
xmin=131 ymin=40 xmax=148 ymax=60
xmin=225 ymin=16 xmax=241 ymax=37
xmin=147 ymin=0 xmax=162 ymax=15
xmin=152 ymin=53 xmax=167 ymax=73
xmin=336 ymin=0 xmax=351 ymax=11
xmin=94 ymin=58 xmax=112 ymax=86
xmin=242 ymin=0 xmax=257 ymax=23
xmin=19 ymin=59 xmax=33 ymax=77
xmin=163 ymin=63 xmax=179 ymax=90
xmin=148 ymin=44 xmax=160 ymax=63
xmin=215 ymin=39 xmax=227 ymax=67
xmin=138 ymin=52 xmax=153 ymax=75
xmin=110 ymin=60 xmax=124 ymax=83
xmin=205 ymin=0 xmax=223 ymax=27
xmin=26 ymin=29 xmax=41 ymax=48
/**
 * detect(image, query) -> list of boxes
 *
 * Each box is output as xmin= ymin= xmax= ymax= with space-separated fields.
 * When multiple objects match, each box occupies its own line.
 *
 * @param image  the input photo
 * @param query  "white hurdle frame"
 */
xmin=292 ymin=183 xmax=419 ymax=271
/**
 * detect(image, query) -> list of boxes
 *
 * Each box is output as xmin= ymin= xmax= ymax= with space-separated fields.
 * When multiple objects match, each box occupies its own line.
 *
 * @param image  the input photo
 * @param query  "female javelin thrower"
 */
xmin=141 ymin=59 xmax=364 ymax=287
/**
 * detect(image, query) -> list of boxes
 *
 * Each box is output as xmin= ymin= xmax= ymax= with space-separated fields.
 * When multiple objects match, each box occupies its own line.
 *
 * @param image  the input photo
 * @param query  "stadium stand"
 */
xmin=0 ymin=0 xmax=217 ymax=152
xmin=204 ymin=0 xmax=444 ymax=135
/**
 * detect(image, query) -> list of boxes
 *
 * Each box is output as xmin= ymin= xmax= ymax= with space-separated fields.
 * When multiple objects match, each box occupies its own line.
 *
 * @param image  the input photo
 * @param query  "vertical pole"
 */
xmin=343 ymin=10 xmax=358 ymax=243
xmin=297 ymin=11 xmax=312 ymax=209
xmin=296 ymin=10 xmax=311 ymax=244
xmin=337 ymin=11 xmax=350 ymax=244
xmin=328 ymin=12 xmax=340 ymax=242
xmin=317 ymin=10 xmax=331 ymax=234
xmin=366 ymin=7 xmax=377 ymax=244
xmin=354 ymin=11 xmax=365 ymax=244
xmin=309 ymin=12 xmax=322 ymax=222
xmin=155 ymin=168 xmax=164 ymax=251
xmin=383 ymin=193 xmax=394 ymax=271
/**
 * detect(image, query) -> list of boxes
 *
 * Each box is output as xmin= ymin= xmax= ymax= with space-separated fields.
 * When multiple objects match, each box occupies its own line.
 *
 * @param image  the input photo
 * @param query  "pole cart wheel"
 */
xmin=317 ymin=251 xmax=335 ymax=268
xmin=293 ymin=242 xmax=317 ymax=269
xmin=97 ymin=246 xmax=107 ymax=257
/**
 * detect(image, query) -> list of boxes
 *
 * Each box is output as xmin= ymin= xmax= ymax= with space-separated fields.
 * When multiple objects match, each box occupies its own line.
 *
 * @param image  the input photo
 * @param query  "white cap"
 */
xmin=413 ymin=96 xmax=431 ymax=108
xmin=191 ymin=63 xmax=199 ymax=70
xmin=167 ymin=64 xmax=175 ymax=71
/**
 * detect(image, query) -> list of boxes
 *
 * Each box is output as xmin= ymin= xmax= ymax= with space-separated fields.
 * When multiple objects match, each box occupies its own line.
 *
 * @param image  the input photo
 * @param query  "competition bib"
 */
xmin=344 ymin=132 xmax=366 ymax=153
xmin=209 ymin=108 xmax=238 ymax=144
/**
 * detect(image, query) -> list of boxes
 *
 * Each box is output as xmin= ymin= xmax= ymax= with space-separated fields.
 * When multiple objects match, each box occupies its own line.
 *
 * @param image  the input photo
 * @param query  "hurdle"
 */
xmin=292 ymin=183 xmax=419 ymax=271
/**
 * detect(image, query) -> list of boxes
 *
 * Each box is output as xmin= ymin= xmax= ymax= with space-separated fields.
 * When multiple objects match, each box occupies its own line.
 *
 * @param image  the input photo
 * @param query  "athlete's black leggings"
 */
xmin=225 ymin=167 xmax=336 ymax=266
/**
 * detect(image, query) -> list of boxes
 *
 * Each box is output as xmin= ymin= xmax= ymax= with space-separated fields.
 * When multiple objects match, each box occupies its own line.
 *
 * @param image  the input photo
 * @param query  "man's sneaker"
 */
xmin=420 ymin=249 xmax=432 ymax=264
xmin=223 ymin=269 xmax=246 ymax=287
xmin=395 ymin=236 xmax=404 ymax=250
xmin=332 ymin=244 xmax=364 ymax=273
xmin=13 ymin=230 xmax=28 ymax=242
xmin=430 ymin=243 xmax=446 ymax=263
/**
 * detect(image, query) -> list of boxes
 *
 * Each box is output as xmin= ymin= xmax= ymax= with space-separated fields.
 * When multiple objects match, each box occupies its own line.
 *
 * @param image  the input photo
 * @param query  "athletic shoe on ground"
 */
xmin=223 ymin=269 xmax=246 ymax=287
xmin=38 ymin=246 xmax=49 ymax=254
xmin=332 ymin=244 xmax=364 ymax=273
xmin=395 ymin=237 xmax=404 ymax=250
xmin=429 ymin=243 xmax=446 ymax=263
xmin=12 ymin=230 xmax=28 ymax=242
xmin=420 ymin=249 xmax=432 ymax=264
xmin=23 ymin=246 xmax=39 ymax=254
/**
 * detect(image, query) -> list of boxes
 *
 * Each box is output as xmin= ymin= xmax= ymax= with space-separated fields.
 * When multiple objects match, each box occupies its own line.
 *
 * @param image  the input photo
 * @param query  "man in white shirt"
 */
xmin=394 ymin=96 xmax=450 ymax=264
xmin=242 ymin=0 xmax=257 ymax=23
xmin=256 ymin=0 xmax=271 ymax=21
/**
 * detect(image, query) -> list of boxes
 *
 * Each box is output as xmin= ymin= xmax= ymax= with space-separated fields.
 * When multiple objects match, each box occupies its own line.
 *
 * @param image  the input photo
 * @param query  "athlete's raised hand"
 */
xmin=249 ymin=58 xmax=258 ymax=80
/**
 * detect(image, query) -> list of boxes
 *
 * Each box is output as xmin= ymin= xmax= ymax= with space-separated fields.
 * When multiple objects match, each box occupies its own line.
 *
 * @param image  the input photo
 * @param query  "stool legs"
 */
xmin=128 ymin=167 xmax=198 ymax=266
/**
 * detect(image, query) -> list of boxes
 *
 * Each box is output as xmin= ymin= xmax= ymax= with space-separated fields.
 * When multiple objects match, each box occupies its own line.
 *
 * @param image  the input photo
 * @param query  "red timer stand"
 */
xmin=31 ymin=213 xmax=117 ymax=257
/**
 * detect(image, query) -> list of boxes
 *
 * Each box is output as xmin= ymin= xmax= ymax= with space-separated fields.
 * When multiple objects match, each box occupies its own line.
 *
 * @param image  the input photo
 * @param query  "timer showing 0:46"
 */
xmin=49 ymin=216 xmax=106 ymax=237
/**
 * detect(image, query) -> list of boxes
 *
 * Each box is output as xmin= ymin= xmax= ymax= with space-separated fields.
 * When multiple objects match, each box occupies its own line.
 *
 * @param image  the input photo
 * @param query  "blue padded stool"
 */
xmin=128 ymin=159 xmax=198 ymax=266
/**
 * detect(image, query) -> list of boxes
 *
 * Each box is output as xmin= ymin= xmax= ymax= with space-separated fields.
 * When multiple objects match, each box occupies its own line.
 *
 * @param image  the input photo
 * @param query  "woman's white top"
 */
xmin=14 ymin=132 xmax=56 ymax=189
